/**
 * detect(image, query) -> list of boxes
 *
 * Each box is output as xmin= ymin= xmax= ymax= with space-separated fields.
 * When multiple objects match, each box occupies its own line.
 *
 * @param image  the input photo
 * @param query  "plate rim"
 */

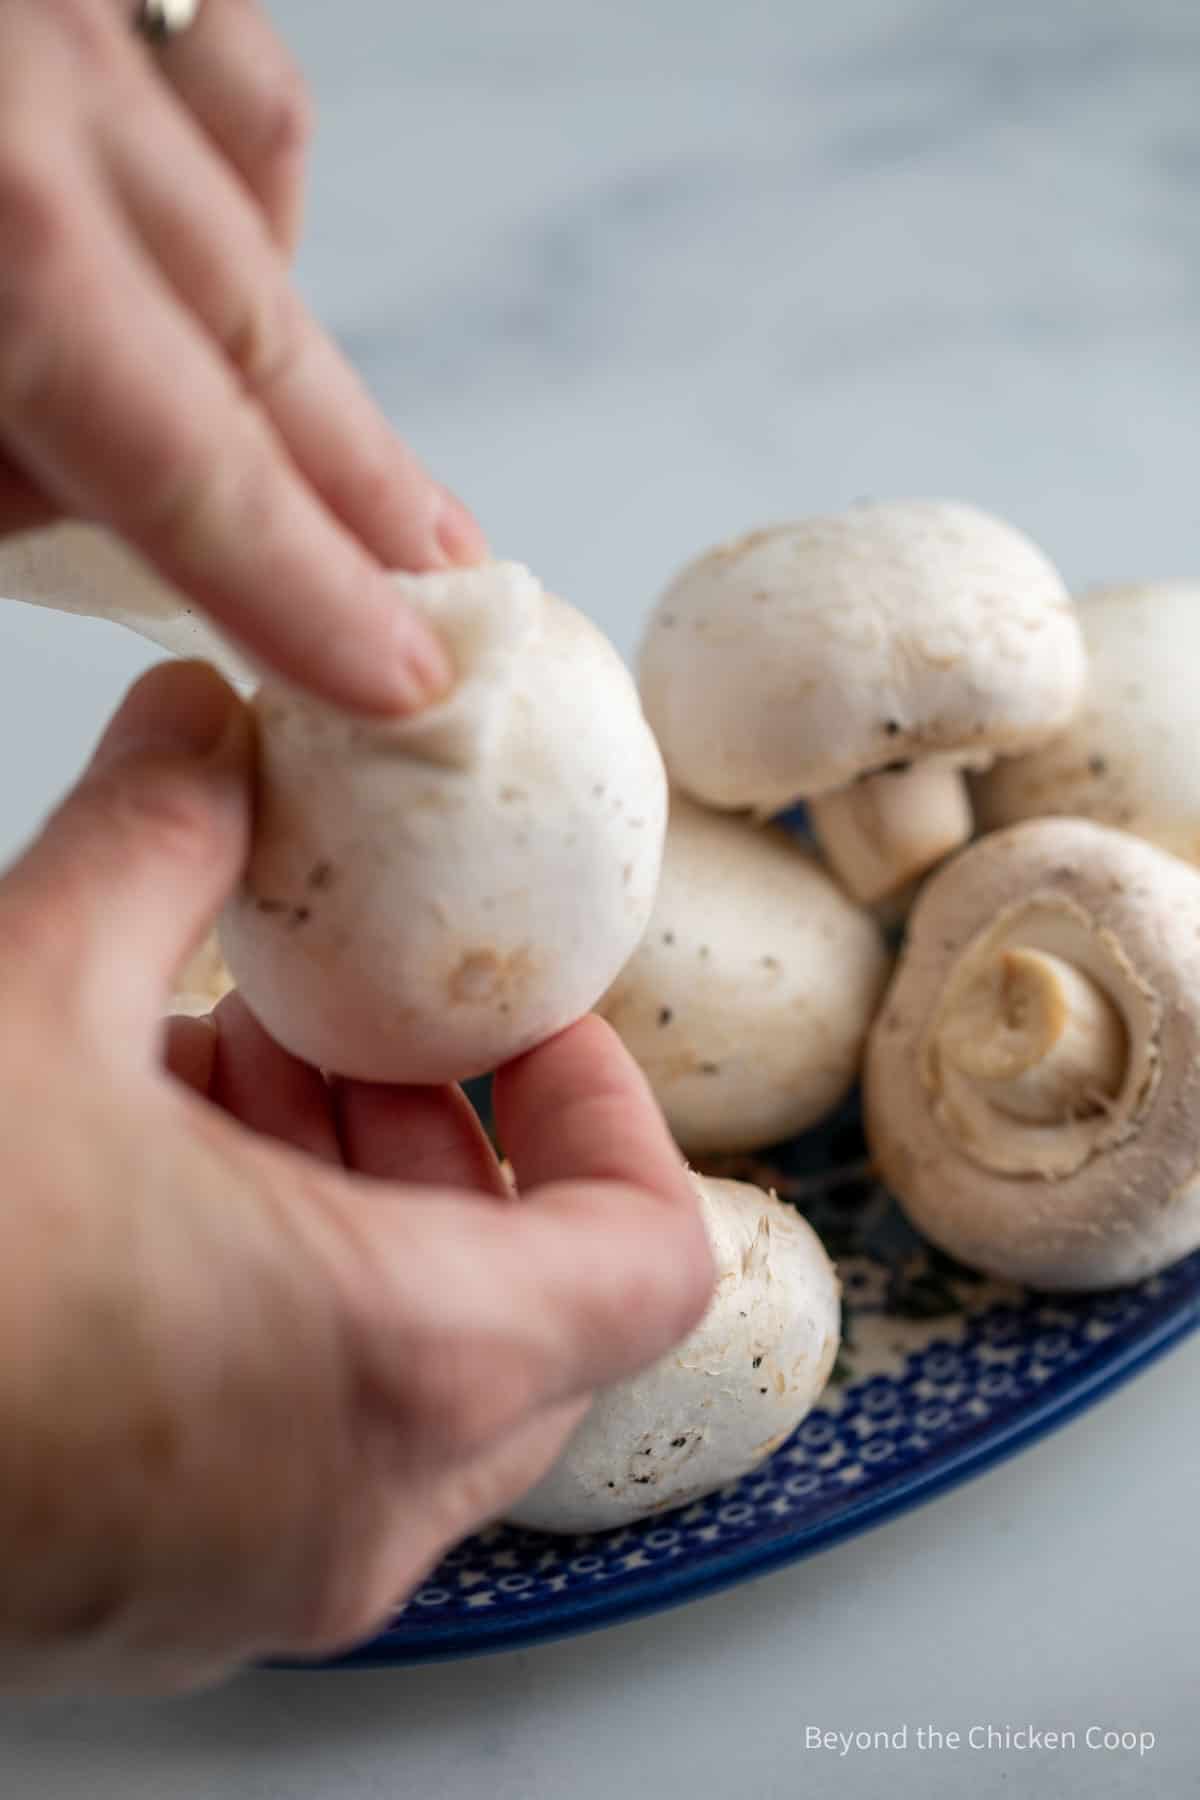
xmin=292 ymin=1269 xmax=1200 ymax=1671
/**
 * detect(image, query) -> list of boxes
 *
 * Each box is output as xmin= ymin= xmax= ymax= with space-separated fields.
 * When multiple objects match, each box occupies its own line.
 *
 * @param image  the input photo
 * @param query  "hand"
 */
xmin=0 ymin=660 xmax=712 ymax=1693
xmin=0 ymin=0 xmax=487 ymax=714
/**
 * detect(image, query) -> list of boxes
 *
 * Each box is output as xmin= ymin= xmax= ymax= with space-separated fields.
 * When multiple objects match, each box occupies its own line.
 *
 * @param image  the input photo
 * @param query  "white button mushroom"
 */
xmin=974 ymin=582 xmax=1200 ymax=865
xmin=218 ymin=562 xmax=668 ymax=1083
xmin=2 ymin=527 xmax=667 ymax=1084
xmin=864 ymin=817 xmax=1200 ymax=1290
xmin=0 ymin=522 xmax=253 ymax=685
xmin=597 ymin=794 xmax=889 ymax=1155
xmin=639 ymin=501 xmax=1086 ymax=905
xmin=507 ymin=1174 xmax=840 ymax=1533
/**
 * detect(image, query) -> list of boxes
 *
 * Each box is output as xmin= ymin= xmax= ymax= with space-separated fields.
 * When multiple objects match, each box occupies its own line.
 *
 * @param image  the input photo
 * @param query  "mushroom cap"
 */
xmin=506 ymin=1175 xmax=840 ymax=1534
xmin=974 ymin=582 xmax=1200 ymax=864
xmin=219 ymin=563 xmax=668 ymax=1084
xmin=639 ymin=500 xmax=1085 ymax=815
xmin=598 ymin=795 xmax=889 ymax=1155
xmin=865 ymin=817 xmax=1200 ymax=1290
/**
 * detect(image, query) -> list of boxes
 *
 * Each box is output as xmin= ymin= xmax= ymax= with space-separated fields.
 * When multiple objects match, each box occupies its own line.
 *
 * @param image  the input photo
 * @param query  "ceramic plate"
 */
xmin=318 ymin=1089 xmax=1200 ymax=1667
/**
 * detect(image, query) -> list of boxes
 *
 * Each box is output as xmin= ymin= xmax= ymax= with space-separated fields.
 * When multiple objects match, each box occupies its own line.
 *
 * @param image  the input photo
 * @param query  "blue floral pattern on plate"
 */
xmin=318 ymin=1088 xmax=1200 ymax=1668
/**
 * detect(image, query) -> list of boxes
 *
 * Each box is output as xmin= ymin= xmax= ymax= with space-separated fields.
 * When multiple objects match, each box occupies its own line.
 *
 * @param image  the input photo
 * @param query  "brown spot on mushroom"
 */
xmin=662 ymin=930 xmax=675 ymax=946
xmin=288 ymin=906 xmax=311 ymax=929
xmin=700 ymin=1062 xmax=721 ymax=1076
xmin=253 ymin=897 xmax=289 ymax=916
xmin=448 ymin=946 xmax=536 ymax=1006
xmin=657 ymin=1006 xmax=673 ymax=1027
xmin=1088 ymin=755 xmax=1108 ymax=776
xmin=307 ymin=860 xmax=335 ymax=892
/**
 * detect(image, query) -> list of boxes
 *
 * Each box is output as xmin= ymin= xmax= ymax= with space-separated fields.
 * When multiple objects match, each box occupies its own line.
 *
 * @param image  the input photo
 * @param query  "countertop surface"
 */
xmin=0 ymin=1 xmax=1198 ymax=1792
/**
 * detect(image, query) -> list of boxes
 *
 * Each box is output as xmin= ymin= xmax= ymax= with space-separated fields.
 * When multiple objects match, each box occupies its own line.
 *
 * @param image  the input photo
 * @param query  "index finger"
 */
xmin=0 ymin=146 xmax=448 ymax=715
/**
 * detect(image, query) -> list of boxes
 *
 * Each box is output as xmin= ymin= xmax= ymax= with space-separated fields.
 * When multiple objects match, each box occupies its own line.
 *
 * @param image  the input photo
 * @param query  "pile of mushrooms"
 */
xmin=11 ymin=501 xmax=1200 ymax=1536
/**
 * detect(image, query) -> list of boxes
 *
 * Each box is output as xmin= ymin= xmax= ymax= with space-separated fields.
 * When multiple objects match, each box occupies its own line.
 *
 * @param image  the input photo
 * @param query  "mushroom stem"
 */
xmin=935 ymin=946 xmax=1127 ymax=1124
xmin=808 ymin=762 xmax=973 ymax=905
xmin=0 ymin=522 xmax=251 ymax=685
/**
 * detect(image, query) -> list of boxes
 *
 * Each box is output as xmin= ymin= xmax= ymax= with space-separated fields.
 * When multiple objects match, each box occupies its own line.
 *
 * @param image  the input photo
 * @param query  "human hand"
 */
xmin=0 ymin=659 xmax=712 ymax=1693
xmin=0 ymin=0 xmax=486 ymax=714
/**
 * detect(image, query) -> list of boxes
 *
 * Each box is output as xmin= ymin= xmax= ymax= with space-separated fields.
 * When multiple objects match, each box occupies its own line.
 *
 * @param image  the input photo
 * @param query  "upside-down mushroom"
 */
xmin=865 ymin=817 xmax=1200 ymax=1289
xmin=597 ymin=794 xmax=889 ymax=1154
xmin=974 ymin=581 xmax=1200 ymax=864
xmin=507 ymin=1174 xmax=840 ymax=1533
xmin=639 ymin=501 xmax=1086 ymax=905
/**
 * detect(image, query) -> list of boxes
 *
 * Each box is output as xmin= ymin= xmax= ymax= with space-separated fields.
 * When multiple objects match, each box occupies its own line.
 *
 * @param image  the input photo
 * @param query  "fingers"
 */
xmin=97 ymin=77 xmax=488 ymax=580
xmin=208 ymin=993 xmax=341 ymax=1165
xmin=334 ymin=1080 xmax=508 ymax=1198
xmin=342 ymin=1171 xmax=712 ymax=1448
xmin=493 ymin=1015 xmax=696 ymax=1208
xmin=0 ymin=661 xmax=251 ymax=1041
xmin=153 ymin=0 xmax=313 ymax=254
xmin=0 ymin=140 xmax=451 ymax=715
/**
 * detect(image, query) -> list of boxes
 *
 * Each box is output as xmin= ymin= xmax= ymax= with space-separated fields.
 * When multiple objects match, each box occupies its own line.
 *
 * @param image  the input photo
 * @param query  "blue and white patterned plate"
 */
xmin=318 ymin=1088 xmax=1200 ymax=1667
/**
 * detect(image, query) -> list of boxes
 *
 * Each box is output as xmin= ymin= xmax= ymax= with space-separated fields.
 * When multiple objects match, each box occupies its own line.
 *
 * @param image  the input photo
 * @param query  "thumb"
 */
xmin=0 ymin=661 xmax=253 ymax=1043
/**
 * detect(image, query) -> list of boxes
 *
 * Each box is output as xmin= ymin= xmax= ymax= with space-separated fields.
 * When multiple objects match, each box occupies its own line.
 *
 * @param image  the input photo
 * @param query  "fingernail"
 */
xmin=393 ymin=614 xmax=455 ymax=711
xmin=434 ymin=487 xmax=489 ymax=567
xmin=92 ymin=662 xmax=243 ymax=771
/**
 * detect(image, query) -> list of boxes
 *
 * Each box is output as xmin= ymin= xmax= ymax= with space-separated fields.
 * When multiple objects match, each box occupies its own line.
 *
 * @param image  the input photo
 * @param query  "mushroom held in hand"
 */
xmin=598 ymin=795 xmax=889 ymax=1154
xmin=220 ymin=562 xmax=668 ymax=1083
xmin=639 ymin=501 xmax=1086 ymax=904
xmin=975 ymin=582 xmax=1200 ymax=865
xmin=507 ymin=1175 xmax=840 ymax=1533
xmin=865 ymin=818 xmax=1200 ymax=1289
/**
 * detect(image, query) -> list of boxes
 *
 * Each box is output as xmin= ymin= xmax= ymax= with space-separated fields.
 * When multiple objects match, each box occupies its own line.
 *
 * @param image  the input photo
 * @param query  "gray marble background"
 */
xmin=0 ymin=1 xmax=1198 ymax=1794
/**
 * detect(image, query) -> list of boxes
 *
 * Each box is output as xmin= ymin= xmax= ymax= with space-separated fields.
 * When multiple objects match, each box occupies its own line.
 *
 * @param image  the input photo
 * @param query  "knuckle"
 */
xmin=136 ymin=400 xmax=274 ymax=555
xmin=405 ymin=1345 xmax=529 ymax=1463
xmin=258 ymin=69 xmax=315 ymax=167
xmin=0 ymin=147 xmax=81 ymax=420
xmin=224 ymin=281 xmax=306 ymax=396
xmin=39 ymin=0 xmax=120 ymax=70
xmin=0 ymin=141 xmax=72 ymax=305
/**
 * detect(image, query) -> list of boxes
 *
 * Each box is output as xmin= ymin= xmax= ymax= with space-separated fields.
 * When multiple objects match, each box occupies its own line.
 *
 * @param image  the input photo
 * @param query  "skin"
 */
xmin=0 ymin=661 xmax=713 ymax=1692
xmin=0 ymin=8 xmax=713 ymax=1692
xmin=0 ymin=0 xmax=488 ymax=713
